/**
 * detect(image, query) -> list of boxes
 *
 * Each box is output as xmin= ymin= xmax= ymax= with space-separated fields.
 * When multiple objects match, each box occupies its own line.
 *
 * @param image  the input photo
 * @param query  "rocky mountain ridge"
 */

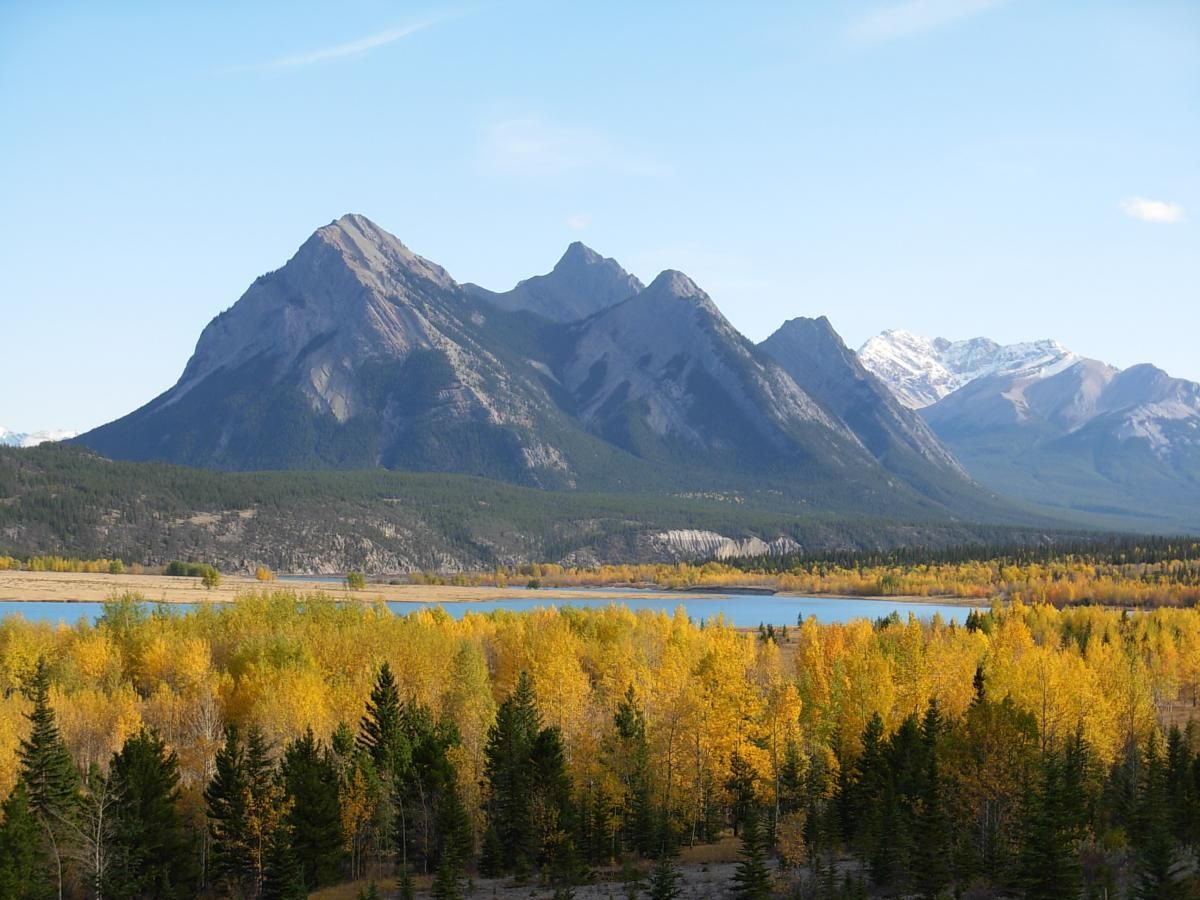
xmin=79 ymin=214 xmax=999 ymax=523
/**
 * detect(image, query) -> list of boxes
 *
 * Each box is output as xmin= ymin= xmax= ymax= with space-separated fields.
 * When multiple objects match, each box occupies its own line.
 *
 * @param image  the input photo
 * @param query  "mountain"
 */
xmin=861 ymin=330 xmax=1200 ymax=532
xmin=859 ymin=330 xmax=1077 ymax=408
xmin=77 ymin=214 xmax=1016 ymax=524
xmin=0 ymin=427 xmax=76 ymax=447
xmin=79 ymin=214 xmax=618 ymax=487
xmin=466 ymin=241 xmax=643 ymax=322
xmin=760 ymin=318 xmax=988 ymax=511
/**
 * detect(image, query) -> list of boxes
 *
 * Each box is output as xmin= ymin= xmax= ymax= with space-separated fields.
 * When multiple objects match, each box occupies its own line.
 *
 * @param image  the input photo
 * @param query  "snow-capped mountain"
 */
xmin=0 ymin=427 xmax=76 ymax=447
xmin=858 ymin=330 xmax=1078 ymax=408
xmin=858 ymin=329 xmax=1200 ymax=532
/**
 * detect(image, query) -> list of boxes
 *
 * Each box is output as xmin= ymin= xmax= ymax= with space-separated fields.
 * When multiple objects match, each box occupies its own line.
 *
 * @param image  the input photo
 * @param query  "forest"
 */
xmin=1 ymin=592 xmax=1199 ymax=898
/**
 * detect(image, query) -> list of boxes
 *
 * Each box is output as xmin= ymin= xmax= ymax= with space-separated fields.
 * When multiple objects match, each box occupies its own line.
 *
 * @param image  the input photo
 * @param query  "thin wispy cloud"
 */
xmin=848 ymin=0 xmax=1007 ymax=45
xmin=1120 ymin=197 xmax=1185 ymax=224
xmin=233 ymin=15 xmax=449 ymax=73
xmin=565 ymin=213 xmax=592 ymax=230
xmin=479 ymin=115 xmax=669 ymax=178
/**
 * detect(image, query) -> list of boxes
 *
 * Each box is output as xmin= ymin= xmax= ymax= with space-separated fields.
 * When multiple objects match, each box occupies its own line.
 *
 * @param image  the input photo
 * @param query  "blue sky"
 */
xmin=1 ymin=0 xmax=1196 ymax=433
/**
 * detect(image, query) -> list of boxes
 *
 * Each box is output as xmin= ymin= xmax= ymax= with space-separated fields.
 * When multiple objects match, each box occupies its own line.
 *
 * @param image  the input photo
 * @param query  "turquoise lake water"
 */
xmin=0 ymin=592 xmax=974 ymax=628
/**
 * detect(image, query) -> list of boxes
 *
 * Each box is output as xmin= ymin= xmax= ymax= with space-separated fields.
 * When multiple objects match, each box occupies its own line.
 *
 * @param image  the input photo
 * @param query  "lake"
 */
xmin=0 ymin=591 xmax=975 ymax=628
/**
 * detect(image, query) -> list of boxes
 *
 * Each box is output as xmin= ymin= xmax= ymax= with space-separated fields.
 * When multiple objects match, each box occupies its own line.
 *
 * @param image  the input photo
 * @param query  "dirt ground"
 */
xmin=0 ymin=570 xmax=701 ymax=605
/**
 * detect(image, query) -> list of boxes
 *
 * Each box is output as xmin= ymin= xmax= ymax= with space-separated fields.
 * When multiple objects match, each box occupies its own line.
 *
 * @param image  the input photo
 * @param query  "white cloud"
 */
xmin=848 ymin=0 xmax=1007 ymax=45
xmin=236 ymin=16 xmax=448 ymax=72
xmin=565 ymin=213 xmax=592 ymax=230
xmin=479 ymin=115 xmax=668 ymax=178
xmin=1120 ymin=197 xmax=1185 ymax=224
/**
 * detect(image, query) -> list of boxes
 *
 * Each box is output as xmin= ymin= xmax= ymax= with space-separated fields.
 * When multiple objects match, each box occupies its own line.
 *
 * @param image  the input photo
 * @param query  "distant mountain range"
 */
xmin=78 ymin=215 xmax=1006 ymax=526
xmin=859 ymin=331 xmax=1200 ymax=532
xmin=59 ymin=214 xmax=1197 ymax=545
xmin=0 ymin=427 xmax=76 ymax=448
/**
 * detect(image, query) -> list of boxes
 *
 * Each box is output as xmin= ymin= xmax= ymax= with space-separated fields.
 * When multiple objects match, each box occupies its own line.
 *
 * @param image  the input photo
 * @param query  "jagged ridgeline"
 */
xmin=75 ymin=214 xmax=1017 ymax=526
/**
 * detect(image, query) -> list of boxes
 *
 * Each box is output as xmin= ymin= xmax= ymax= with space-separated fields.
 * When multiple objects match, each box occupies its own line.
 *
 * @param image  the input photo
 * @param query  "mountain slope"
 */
xmin=466 ymin=241 xmax=643 ymax=322
xmin=759 ymin=317 xmax=1000 ymax=513
xmin=862 ymin=330 xmax=1200 ymax=532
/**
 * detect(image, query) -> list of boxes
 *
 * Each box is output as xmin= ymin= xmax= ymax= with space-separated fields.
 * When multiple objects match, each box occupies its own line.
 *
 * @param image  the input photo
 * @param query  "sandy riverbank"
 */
xmin=0 ymin=570 xmax=709 ymax=604
xmin=0 ymin=570 xmax=982 ymax=607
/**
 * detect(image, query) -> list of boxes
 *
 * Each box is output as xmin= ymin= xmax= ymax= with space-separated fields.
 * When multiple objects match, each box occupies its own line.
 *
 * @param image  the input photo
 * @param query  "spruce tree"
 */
xmin=17 ymin=658 xmax=78 ymax=819
xmin=260 ymin=822 xmax=305 ymax=900
xmin=205 ymin=723 xmax=252 ymax=890
xmin=1133 ymin=736 xmax=1178 ymax=900
xmin=16 ymin=656 xmax=77 ymax=900
xmin=912 ymin=701 xmax=951 ymax=899
xmin=0 ymin=782 xmax=42 ymax=899
xmin=646 ymin=852 xmax=683 ymax=900
xmin=731 ymin=807 xmax=773 ymax=900
xmin=106 ymin=728 xmax=196 ymax=899
xmin=483 ymin=671 xmax=541 ymax=872
xmin=358 ymin=661 xmax=406 ymax=774
xmin=280 ymin=727 xmax=343 ymax=889
xmin=1017 ymin=751 xmax=1081 ymax=900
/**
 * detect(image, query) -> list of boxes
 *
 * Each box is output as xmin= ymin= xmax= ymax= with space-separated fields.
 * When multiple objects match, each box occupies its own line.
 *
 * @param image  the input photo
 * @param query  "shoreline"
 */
xmin=0 ymin=570 xmax=985 ymax=607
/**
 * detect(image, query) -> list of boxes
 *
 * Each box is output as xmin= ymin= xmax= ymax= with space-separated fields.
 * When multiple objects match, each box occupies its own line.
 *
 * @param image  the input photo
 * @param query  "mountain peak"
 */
xmin=555 ymin=241 xmax=604 ymax=270
xmin=471 ymin=242 xmax=643 ymax=323
xmin=646 ymin=269 xmax=705 ymax=300
xmin=306 ymin=214 xmax=455 ymax=289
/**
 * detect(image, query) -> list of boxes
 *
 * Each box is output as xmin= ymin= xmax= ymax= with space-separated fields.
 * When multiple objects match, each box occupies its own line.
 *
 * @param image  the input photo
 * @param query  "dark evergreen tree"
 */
xmin=16 ymin=657 xmax=77 ymax=900
xmin=17 ymin=658 xmax=79 ymax=819
xmin=731 ymin=807 xmax=773 ymax=900
xmin=260 ymin=823 xmax=305 ymax=900
xmin=358 ymin=661 xmax=407 ymax=774
xmin=1133 ymin=736 xmax=1179 ymax=900
xmin=280 ymin=727 xmax=344 ymax=889
xmin=105 ymin=728 xmax=196 ymax=899
xmin=646 ymin=852 xmax=683 ymax=900
xmin=482 ymin=671 xmax=541 ymax=873
xmin=1017 ymin=751 xmax=1081 ymax=900
xmin=0 ymin=782 xmax=42 ymax=900
xmin=205 ymin=723 xmax=253 ymax=890
xmin=912 ymin=701 xmax=951 ymax=899
xmin=531 ymin=724 xmax=580 ymax=881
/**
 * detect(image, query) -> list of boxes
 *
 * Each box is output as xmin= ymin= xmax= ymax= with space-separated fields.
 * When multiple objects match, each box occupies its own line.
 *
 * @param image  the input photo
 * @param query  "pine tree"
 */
xmin=1133 ymin=736 xmax=1179 ymax=900
xmin=358 ymin=662 xmax=407 ymax=775
xmin=260 ymin=822 xmax=305 ymax=900
xmin=280 ymin=727 xmax=343 ymax=889
xmin=0 ymin=783 xmax=42 ymax=900
xmin=731 ymin=807 xmax=773 ymax=900
xmin=1017 ymin=751 xmax=1081 ymax=900
xmin=912 ymin=701 xmax=951 ymax=899
xmin=205 ymin=723 xmax=253 ymax=890
xmin=16 ymin=657 xmax=77 ymax=900
xmin=17 ymin=658 xmax=78 ymax=819
xmin=483 ymin=671 xmax=541 ymax=873
xmin=646 ymin=852 xmax=683 ymax=900
xmin=105 ymin=728 xmax=196 ymax=899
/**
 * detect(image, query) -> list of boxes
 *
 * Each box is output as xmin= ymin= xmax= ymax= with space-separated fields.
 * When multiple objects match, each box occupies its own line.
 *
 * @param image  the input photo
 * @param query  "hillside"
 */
xmin=0 ymin=444 xmax=1076 ymax=573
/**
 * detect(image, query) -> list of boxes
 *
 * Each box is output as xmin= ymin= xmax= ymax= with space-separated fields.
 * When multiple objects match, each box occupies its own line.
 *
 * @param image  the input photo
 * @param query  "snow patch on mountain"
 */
xmin=858 ymin=330 xmax=1078 ymax=408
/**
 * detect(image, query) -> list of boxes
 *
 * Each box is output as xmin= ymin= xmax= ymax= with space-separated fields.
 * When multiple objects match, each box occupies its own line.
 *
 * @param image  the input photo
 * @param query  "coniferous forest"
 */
xmin=1 ymin=593 xmax=1200 ymax=897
